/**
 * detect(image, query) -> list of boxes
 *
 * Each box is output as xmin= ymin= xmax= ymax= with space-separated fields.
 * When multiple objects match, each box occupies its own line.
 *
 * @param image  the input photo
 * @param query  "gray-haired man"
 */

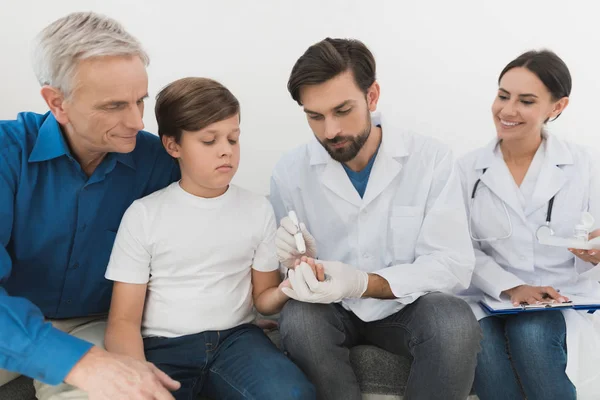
xmin=0 ymin=12 xmax=180 ymax=400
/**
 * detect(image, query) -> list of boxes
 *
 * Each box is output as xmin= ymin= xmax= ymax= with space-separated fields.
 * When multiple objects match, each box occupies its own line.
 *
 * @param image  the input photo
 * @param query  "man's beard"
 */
xmin=318 ymin=113 xmax=372 ymax=163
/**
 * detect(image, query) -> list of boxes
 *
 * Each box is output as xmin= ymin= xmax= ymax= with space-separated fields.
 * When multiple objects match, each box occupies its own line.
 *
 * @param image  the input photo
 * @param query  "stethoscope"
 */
xmin=468 ymin=168 xmax=556 ymax=242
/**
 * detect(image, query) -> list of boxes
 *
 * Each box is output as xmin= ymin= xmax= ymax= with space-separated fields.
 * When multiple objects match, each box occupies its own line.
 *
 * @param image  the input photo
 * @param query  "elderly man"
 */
xmin=0 ymin=12 xmax=181 ymax=400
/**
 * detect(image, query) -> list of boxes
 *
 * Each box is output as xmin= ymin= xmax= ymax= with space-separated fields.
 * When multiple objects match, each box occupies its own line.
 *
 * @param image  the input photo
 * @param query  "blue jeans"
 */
xmin=280 ymin=292 xmax=482 ymax=400
xmin=144 ymin=323 xmax=316 ymax=400
xmin=474 ymin=312 xmax=576 ymax=400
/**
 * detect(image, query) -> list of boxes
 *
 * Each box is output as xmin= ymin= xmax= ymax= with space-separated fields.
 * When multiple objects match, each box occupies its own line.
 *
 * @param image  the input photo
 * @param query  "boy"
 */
xmin=103 ymin=77 xmax=315 ymax=400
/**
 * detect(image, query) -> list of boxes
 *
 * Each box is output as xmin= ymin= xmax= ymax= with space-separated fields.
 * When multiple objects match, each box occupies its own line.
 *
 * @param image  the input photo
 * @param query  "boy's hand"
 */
xmin=279 ymin=257 xmax=325 ymax=298
xmin=295 ymin=256 xmax=326 ymax=282
xmin=282 ymin=260 xmax=368 ymax=304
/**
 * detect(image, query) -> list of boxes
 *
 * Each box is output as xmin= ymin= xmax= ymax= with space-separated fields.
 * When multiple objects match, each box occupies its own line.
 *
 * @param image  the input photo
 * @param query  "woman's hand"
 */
xmin=502 ymin=285 xmax=569 ymax=306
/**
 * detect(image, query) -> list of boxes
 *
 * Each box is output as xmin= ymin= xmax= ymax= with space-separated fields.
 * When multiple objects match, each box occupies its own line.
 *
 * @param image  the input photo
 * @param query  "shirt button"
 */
xmin=520 ymin=256 xmax=526 ymax=261
xmin=72 ymin=263 xmax=79 ymax=269
xmin=65 ymin=300 xmax=72 ymax=305
xmin=80 ymin=224 xmax=87 ymax=231
xmin=363 ymin=252 xmax=371 ymax=258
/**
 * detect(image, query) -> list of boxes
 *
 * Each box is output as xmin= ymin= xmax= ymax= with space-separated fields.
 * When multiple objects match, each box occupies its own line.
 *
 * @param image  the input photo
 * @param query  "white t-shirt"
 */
xmin=105 ymin=182 xmax=278 ymax=338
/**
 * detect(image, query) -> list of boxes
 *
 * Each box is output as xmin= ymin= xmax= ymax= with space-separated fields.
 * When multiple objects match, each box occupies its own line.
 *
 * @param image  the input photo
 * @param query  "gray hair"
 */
xmin=32 ymin=11 xmax=149 ymax=96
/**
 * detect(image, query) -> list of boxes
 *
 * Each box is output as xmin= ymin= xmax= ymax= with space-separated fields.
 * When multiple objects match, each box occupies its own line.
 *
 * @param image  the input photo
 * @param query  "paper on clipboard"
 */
xmin=480 ymin=294 xmax=600 ymax=315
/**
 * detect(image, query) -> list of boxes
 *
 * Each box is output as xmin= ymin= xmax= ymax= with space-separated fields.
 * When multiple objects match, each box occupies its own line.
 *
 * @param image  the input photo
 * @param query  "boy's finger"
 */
xmin=317 ymin=265 xmax=326 ymax=282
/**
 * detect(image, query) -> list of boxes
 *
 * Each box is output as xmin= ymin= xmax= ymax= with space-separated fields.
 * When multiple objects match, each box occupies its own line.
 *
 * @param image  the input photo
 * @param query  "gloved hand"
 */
xmin=275 ymin=216 xmax=317 ymax=269
xmin=281 ymin=260 xmax=369 ymax=304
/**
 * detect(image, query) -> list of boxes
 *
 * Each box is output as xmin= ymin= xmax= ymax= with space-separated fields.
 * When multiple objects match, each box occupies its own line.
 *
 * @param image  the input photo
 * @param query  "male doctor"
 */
xmin=270 ymin=37 xmax=482 ymax=400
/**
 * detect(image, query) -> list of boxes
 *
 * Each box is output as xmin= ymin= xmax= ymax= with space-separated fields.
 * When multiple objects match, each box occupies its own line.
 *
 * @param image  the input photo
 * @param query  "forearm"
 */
xmin=0 ymin=288 xmax=92 ymax=384
xmin=254 ymin=287 xmax=289 ymax=315
xmin=104 ymin=321 xmax=145 ymax=361
xmin=362 ymin=273 xmax=397 ymax=299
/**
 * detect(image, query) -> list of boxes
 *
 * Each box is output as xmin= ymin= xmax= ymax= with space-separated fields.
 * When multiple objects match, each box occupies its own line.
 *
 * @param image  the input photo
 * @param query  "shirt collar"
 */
xmin=28 ymin=113 xmax=70 ymax=163
xmin=113 ymin=152 xmax=136 ymax=170
xmin=28 ymin=112 xmax=136 ymax=170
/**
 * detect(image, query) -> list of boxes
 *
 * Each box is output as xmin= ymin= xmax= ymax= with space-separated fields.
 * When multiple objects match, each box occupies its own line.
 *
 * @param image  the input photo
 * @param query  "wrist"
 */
xmin=276 ymin=286 xmax=290 ymax=303
xmin=503 ymin=284 xmax=524 ymax=296
xmin=64 ymin=346 xmax=103 ymax=387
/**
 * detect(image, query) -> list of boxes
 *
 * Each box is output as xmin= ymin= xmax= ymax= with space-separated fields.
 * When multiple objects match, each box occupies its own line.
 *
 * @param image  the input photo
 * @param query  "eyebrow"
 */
xmin=303 ymin=100 xmax=354 ymax=115
xmin=202 ymin=128 xmax=241 ymax=135
xmin=97 ymin=94 xmax=149 ymax=108
xmin=498 ymin=88 xmax=538 ymax=98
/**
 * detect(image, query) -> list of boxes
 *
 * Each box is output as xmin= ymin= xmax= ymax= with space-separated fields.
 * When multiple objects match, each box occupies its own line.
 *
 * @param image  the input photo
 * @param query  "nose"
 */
xmin=324 ymin=117 xmax=342 ymax=140
xmin=124 ymin=103 xmax=144 ymax=131
xmin=500 ymin=100 xmax=518 ymax=118
xmin=218 ymin=139 xmax=233 ymax=157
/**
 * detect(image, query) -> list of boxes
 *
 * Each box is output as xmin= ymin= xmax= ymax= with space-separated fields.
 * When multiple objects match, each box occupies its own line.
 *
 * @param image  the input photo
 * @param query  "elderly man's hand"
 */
xmin=65 ymin=347 xmax=180 ymax=400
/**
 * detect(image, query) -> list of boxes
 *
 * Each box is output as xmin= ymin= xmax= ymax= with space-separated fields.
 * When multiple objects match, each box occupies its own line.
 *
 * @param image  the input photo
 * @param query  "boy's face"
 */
xmin=165 ymin=114 xmax=240 ymax=197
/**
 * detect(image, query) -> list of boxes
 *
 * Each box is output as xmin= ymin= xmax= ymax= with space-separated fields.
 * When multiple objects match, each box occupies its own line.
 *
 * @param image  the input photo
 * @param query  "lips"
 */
xmin=216 ymin=164 xmax=233 ymax=171
xmin=499 ymin=119 xmax=523 ymax=127
xmin=329 ymin=140 xmax=348 ymax=149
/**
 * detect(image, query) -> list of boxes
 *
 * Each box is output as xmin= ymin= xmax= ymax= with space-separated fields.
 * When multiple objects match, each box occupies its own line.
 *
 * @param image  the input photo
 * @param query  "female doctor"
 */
xmin=458 ymin=50 xmax=600 ymax=400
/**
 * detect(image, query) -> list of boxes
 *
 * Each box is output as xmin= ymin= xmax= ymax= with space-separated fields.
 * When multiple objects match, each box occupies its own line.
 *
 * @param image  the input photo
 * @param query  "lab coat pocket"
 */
xmin=390 ymin=206 xmax=423 ymax=262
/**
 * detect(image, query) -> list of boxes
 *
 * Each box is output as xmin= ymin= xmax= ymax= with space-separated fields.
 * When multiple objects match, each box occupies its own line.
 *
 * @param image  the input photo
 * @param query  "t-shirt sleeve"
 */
xmin=105 ymin=201 xmax=152 ymax=284
xmin=252 ymin=199 xmax=279 ymax=272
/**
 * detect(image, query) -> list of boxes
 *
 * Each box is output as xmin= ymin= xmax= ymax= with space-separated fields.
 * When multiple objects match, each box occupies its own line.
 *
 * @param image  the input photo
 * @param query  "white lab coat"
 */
xmin=457 ymin=134 xmax=600 ymax=398
xmin=269 ymin=113 xmax=475 ymax=322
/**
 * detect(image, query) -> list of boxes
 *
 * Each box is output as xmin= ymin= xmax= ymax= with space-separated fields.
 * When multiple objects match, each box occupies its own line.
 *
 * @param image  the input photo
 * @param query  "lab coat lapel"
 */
xmin=361 ymin=147 xmax=403 ymax=209
xmin=308 ymin=138 xmax=363 ymax=207
xmin=526 ymin=135 xmax=573 ymax=217
xmin=321 ymin=159 xmax=363 ymax=207
xmin=476 ymin=139 xmax=528 ymax=225
xmin=361 ymin=116 xmax=407 ymax=208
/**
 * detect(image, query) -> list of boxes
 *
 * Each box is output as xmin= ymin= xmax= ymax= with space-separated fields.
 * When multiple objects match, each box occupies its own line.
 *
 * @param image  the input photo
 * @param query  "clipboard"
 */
xmin=479 ymin=294 xmax=600 ymax=315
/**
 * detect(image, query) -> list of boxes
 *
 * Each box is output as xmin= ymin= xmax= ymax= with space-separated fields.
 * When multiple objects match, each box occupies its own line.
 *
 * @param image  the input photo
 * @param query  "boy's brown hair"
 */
xmin=155 ymin=77 xmax=240 ymax=143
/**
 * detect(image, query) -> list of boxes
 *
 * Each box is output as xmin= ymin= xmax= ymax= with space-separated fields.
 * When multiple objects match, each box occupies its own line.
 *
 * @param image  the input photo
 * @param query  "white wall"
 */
xmin=1 ymin=0 xmax=599 ymax=195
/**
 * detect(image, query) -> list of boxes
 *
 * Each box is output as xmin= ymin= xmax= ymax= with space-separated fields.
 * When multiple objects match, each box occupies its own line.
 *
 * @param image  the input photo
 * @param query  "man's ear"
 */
xmin=162 ymin=135 xmax=181 ymax=158
xmin=40 ymin=86 xmax=70 ymax=125
xmin=366 ymin=81 xmax=380 ymax=112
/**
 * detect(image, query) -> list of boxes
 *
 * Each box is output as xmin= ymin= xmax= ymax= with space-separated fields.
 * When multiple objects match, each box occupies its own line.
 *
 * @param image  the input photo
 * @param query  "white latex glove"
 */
xmin=281 ymin=261 xmax=369 ymax=304
xmin=275 ymin=216 xmax=317 ymax=269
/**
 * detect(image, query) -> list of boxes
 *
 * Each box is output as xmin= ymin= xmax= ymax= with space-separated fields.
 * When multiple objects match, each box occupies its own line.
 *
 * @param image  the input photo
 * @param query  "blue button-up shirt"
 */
xmin=0 ymin=112 xmax=180 ymax=385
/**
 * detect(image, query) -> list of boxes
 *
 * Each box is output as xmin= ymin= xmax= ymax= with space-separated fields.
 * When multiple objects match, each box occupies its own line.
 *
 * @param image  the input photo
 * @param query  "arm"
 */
xmin=105 ymin=282 xmax=148 ymax=361
xmin=363 ymin=273 xmax=396 ymax=299
xmin=104 ymin=202 xmax=153 ymax=355
xmin=373 ymin=148 xmax=476 ymax=299
xmin=456 ymin=162 xmax=527 ymax=299
xmin=251 ymin=200 xmax=288 ymax=315
xmin=457 ymin=160 xmax=525 ymax=298
xmin=0 ymin=147 xmax=92 ymax=385
xmin=252 ymin=270 xmax=288 ymax=315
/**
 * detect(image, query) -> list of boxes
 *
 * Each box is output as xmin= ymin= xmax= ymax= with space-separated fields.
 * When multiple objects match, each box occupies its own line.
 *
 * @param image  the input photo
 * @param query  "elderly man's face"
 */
xmin=62 ymin=55 xmax=148 ymax=155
